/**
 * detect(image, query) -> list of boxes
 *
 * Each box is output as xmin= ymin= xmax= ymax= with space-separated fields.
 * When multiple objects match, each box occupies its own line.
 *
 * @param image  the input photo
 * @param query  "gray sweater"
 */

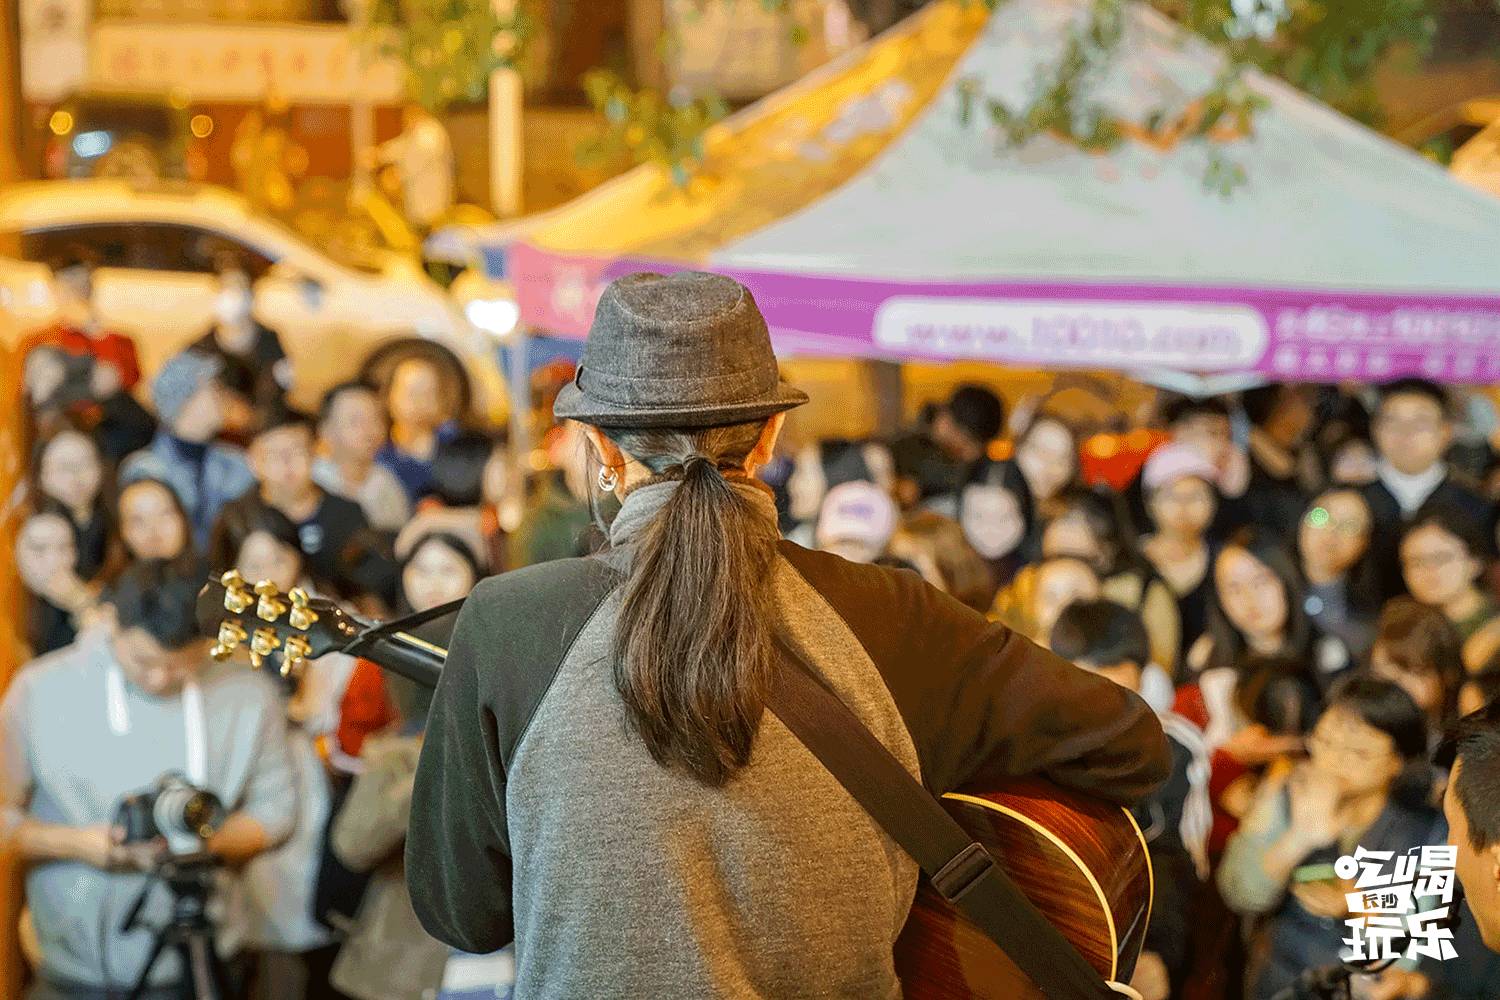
xmin=407 ymin=481 xmax=1169 ymax=998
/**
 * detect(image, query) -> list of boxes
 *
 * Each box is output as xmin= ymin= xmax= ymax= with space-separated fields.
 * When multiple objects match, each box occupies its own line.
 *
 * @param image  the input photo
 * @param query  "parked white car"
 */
xmin=0 ymin=179 xmax=518 ymax=420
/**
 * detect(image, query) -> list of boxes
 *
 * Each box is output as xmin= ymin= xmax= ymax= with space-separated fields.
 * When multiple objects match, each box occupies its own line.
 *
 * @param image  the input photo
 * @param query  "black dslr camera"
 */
xmin=113 ymin=773 xmax=225 ymax=854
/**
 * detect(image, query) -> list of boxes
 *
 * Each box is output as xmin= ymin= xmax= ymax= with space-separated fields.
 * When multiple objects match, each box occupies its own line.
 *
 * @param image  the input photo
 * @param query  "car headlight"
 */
xmin=465 ymin=297 xmax=521 ymax=340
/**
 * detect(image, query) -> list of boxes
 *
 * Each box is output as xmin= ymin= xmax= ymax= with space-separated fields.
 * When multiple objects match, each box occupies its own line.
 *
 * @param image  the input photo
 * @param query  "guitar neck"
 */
xmin=340 ymin=627 xmax=447 ymax=689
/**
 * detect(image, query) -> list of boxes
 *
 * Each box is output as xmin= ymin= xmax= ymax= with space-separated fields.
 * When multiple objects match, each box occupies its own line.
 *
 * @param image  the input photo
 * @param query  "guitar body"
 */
xmin=895 ymin=778 xmax=1153 ymax=999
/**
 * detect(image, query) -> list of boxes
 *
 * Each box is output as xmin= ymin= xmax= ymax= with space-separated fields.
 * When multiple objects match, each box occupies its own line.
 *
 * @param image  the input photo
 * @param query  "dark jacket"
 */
xmin=405 ymin=481 xmax=1169 ymax=998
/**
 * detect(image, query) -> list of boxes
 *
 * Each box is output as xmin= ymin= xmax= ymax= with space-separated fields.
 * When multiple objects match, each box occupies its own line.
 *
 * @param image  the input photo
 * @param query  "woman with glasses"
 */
xmin=1399 ymin=504 xmax=1500 ymax=673
xmin=1218 ymin=676 xmax=1440 ymax=1000
xmin=1295 ymin=488 xmax=1380 ymax=681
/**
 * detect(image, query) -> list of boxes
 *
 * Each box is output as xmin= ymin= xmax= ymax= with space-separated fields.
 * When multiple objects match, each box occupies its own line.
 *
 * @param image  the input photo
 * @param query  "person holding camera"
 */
xmin=0 ymin=560 xmax=296 ymax=1000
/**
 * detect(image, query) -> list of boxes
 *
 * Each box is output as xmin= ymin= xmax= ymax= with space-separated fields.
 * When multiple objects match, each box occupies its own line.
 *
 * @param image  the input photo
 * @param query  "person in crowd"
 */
xmin=1051 ymin=600 xmax=1211 ymax=1000
xmin=120 ymin=350 xmax=256 ymax=548
xmin=0 ymin=560 xmax=296 ymax=1000
xmin=993 ymin=553 xmax=1101 ymax=645
xmin=1239 ymin=384 xmax=1315 ymax=543
xmin=1324 ymin=431 xmax=1381 ymax=488
xmin=314 ymin=380 xmax=411 ymax=533
xmin=406 ymin=271 xmax=1168 ymax=997
xmin=1399 ymin=504 xmax=1500 ymax=673
xmin=23 ymin=261 xmax=140 ymax=404
xmin=813 ymin=480 xmax=898 ymax=564
xmin=1459 ymin=669 xmax=1500 ymax=719
xmin=16 ymin=503 xmax=92 ymax=657
xmin=335 ymin=512 xmax=490 ymax=773
xmin=508 ymin=421 xmax=597 ymax=568
xmin=191 ymin=266 xmax=292 ymax=433
xmin=220 ymin=402 xmax=394 ymax=602
xmin=888 ymin=417 xmax=963 ymax=512
xmin=1127 ymin=396 xmax=1248 ymax=537
xmin=376 ymin=355 xmax=462 ymax=502
xmin=1437 ymin=702 xmax=1500 ymax=987
xmin=1369 ymin=597 xmax=1466 ymax=736
xmin=1194 ymin=529 xmax=1311 ymax=677
xmin=23 ymin=262 xmax=155 ymax=462
xmin=420 ymin=428 xmax=512 ymax=570
xmin=1218 ymin=676 xmax=1440 ymax=1000
xmin=1010 ymin=412 xmax=1080 ymax=548
xmin=329 ymin=671 xmax=449 ymax=1000
xmin=322 ymin=518 xmax=490 ymax=1000
xmin=1295 ymin=487 xmax=1379 ymax=676
xmin=928 ymin=383 xmax=1005 ymax=483
xmin=31 ymin=426 xmax=109 ymax=580
xmin=1139 ymin=443 xmax=1221 ymax=673
xmin=885 ymin=510 xmax=995 ymax=612
xmin=208 ymin=504 xmax=344 ymax=1000
xmin=785 ymin=438 xmax=898 ymax=539
xmin=952 ymin=470 xmax=1029 ymax=588
xmin=1041 ymin=486 xmax=1182 ymax=678
xmin=1365 ymin=379 xmax=1492 ymax=602
xmin=113 ymin=477 xmax=196 ymax=569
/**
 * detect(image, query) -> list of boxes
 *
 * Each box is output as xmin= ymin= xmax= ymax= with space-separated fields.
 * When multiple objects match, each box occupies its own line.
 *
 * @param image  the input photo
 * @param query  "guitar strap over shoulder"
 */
xmin=766 ymin=635 xmax=1133 ymax=1000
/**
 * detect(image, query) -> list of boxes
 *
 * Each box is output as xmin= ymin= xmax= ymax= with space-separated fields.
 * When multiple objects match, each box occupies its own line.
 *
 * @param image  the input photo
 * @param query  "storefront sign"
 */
xmin=89 ymin=22 xmax=404 ymax=104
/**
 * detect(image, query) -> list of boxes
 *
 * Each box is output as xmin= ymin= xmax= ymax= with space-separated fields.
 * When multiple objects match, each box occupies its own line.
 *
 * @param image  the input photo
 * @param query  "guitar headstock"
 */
xmin=196 ymin=571 xmax=361 ymax=679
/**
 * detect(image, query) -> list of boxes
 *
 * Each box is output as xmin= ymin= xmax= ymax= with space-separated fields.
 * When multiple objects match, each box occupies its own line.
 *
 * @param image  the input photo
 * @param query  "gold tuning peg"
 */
xmin=248 ymin=627 xmax=281 ymax=670
xmin=281 ymin=635 xmax=313 ymax=678
xmin=255 ymin=581 xmax=289 ymax=623
xmin=221 ymin=570 xmax=254 ymax=614
xmin=288 ymin=588 xmax=319 ymax=631
xmin=210 ymin=621 xmax=248 ymax=661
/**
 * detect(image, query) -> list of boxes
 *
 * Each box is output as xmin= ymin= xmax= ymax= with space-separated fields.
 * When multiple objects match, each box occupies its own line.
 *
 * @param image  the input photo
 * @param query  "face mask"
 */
xmin=214 ymin=290 xmax=251 ymax=325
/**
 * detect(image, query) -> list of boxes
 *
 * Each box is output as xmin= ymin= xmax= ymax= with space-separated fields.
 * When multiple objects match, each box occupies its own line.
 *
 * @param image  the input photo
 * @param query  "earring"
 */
xmin=597 ymin=465 xmax=619 ymax=492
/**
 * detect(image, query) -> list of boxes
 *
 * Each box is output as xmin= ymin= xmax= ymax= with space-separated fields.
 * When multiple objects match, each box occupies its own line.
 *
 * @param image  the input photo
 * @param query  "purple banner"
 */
xmin=509 ymin=243 xmax=1500 ymax=383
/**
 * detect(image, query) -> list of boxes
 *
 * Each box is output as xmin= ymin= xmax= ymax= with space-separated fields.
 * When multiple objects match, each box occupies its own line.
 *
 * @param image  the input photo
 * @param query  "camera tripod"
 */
xmin=120 ymin=851 xmax=231 ymax=1000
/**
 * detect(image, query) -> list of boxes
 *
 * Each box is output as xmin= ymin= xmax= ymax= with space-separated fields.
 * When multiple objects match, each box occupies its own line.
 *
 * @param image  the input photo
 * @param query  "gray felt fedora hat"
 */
xmin=553 ymin=271 xmax=808 ymax=428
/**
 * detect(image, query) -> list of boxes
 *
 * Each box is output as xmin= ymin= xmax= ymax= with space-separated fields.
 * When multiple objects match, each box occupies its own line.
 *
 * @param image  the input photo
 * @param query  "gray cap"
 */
xmin=552 ymin=271 xmax=807 ymax=428
xmin=152 ymin=350 xmax=223 ymax=424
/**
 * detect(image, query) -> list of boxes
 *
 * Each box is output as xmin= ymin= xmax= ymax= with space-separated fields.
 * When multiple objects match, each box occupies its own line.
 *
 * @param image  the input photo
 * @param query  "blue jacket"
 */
xmin=120 ymin=433 xmax=257 ymax=549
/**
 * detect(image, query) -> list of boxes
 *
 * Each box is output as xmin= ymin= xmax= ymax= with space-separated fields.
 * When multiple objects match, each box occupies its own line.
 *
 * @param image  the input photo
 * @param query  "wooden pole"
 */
xmin=1 ymin=2 xmax=28 ymax=992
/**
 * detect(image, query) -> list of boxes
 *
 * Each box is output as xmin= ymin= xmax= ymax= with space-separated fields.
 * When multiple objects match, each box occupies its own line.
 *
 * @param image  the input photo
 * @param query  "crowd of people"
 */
xmin=5 ymin=256 xmax=1500 ymax=999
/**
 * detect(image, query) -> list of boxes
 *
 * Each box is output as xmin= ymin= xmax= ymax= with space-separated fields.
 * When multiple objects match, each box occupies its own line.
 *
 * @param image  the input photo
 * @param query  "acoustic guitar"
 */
xmin=199 ymin=572 xmax=1154 ymax=999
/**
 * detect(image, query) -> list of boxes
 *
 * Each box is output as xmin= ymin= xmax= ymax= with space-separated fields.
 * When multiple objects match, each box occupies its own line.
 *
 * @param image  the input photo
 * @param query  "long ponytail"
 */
xmin=598 ymin=419 xmax=780 ymax=787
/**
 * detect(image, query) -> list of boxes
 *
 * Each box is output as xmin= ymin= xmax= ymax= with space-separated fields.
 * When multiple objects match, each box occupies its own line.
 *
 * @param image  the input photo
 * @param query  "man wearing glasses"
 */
xmin=1363 ymin=379 xmax=1491 ymax=603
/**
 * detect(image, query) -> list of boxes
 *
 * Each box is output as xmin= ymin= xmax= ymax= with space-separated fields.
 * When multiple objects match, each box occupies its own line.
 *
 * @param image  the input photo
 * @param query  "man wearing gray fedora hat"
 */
xmin=407 ymin=271 xmax=1168 ymax=997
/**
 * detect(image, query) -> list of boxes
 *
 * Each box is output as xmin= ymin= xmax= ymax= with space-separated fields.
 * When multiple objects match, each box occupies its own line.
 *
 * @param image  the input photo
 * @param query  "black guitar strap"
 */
xmin=766 ymin=634 xmax=1128 ymax=1000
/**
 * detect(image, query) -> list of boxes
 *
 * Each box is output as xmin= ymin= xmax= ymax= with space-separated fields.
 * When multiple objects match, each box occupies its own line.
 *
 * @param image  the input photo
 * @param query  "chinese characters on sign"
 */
xmin=1337 ymin=845 xmax=1459 ymax=963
